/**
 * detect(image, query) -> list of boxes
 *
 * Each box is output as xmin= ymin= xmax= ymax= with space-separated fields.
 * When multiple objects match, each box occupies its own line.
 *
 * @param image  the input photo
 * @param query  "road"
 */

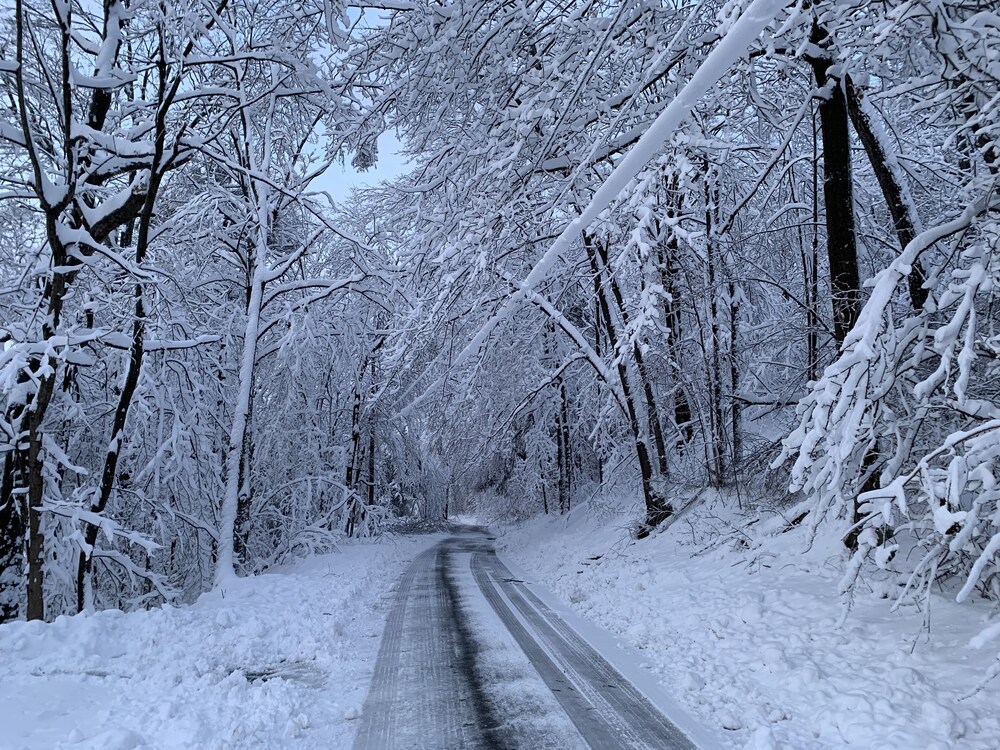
xmin=353 ymin=527 xmax=701 ymax=750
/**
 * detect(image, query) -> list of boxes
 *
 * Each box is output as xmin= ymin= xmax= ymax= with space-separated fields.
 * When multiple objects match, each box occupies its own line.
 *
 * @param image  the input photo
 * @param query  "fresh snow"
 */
xmin=419 ymin=0 xmax=788 ymax=400
xmin=499 ymin=497 xmax=1000 ymax=750
xmin=0 ymin=535 xmax=443 ymax=750
xmin=4 ymin=510 xmax=1000 ymax=750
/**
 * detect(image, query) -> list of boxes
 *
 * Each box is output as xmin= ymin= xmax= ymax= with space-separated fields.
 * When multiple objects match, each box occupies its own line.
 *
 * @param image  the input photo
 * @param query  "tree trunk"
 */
xmin=345 ymin=358 xmax=366 ymax=492
xmin=560 ymin=381 xmax=572 ymax=514
xmin=555 ymin=380 xmax=572 ymax=514
xmin=657 ymin=225 xmax=693 ymax=447
xmin=583 ymin=234 xmax=672 ymax=533
xmin=233 ymin=387 xmax=254 ymax=567
xmin=808 ymin=21 xmax=866 ymax=546
xmin=0 ymin=409 xmax=26 ymax=622
xmin=806 ymin=108 xmax=821 ymax=380
xmin=24 ymin=369 xmax=57 ymax=621
xmin=216 ymin=189 xmax=269 ymax=586
xmin=808 ymin=22 xmax=862 ymax=346
xmin=705 ymin=173 xmax=726 ymax=486
xmin=367 ymin=422 xmax=376 ymax=508
xmin=592 ymin=238 xmax=671 ymax=484
xmin=728 ymin=278 xmax=742 ymax=483
xmin=844 ymin=74 xmax=928 ymax=311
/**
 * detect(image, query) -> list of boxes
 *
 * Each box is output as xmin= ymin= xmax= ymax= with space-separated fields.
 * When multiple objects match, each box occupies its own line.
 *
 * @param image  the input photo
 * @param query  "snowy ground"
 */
xmin=0 ymin=534 xmax=443 ymax=750
xmin=6 ymin=505 xmax=999 ymax=750
xmin=499 ymin=496 xmax=1000 ymax=750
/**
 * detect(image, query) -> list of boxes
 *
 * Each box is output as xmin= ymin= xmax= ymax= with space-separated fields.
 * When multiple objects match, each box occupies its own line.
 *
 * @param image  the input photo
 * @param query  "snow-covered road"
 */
xmin=354 ymin=527 xmax=700 ymax=750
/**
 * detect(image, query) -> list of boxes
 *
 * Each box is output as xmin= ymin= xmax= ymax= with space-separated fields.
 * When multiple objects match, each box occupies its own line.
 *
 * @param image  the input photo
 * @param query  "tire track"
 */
xmin=354 ymin=529 xmax=703 ymax=750
xmin=471 ymin=550 xmax=699 ymax=750
xmin=354 ymin=544 xmax=483 ymax=749
xmin=438 ymin=544 xmax=514 ymax=750
xmin=353 ymin=545 xmax=435 ymax=749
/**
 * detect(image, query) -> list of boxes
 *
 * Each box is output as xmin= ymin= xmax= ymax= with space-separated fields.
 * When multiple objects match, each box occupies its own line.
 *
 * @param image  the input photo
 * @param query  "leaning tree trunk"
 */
xmin=844 ymin=74 xmax=928 ymax=311
xmin=592 ymin=237 xmax=671 ymax=488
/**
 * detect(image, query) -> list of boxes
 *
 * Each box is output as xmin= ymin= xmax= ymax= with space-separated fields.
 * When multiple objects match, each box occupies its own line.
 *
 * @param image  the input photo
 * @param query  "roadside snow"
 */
xmin=0 ymin=534 xmax=442 ymax=750
xmin=499 ymin=498 xmax=1000 ymax=750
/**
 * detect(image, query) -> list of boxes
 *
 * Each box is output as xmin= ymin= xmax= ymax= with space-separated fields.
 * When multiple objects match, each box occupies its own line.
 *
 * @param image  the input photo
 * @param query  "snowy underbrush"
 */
xmin=0 ymin=535 xmax=441 ymax=750
xmin=499 ymin=493 xmax=1000 ymax=750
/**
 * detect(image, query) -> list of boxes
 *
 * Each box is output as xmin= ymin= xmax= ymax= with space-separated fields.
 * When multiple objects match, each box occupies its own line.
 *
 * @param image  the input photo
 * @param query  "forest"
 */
xmin=0 ymin=0 xmax=998 ymax=681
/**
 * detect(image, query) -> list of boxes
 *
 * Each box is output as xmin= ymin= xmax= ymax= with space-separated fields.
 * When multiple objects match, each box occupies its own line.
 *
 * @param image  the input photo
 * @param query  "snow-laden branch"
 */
xmin=416 ymin=0 xmax=786 ymax=393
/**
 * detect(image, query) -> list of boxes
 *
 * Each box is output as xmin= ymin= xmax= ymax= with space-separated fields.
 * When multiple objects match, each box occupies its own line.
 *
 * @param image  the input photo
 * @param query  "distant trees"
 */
xmin=345 ymin=0 xmax=791 ymax=530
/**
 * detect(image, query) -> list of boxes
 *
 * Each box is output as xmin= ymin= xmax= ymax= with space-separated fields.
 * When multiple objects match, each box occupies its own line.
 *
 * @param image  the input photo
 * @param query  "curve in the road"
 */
xmin=354 ymin=529 xmax=701 ymax=750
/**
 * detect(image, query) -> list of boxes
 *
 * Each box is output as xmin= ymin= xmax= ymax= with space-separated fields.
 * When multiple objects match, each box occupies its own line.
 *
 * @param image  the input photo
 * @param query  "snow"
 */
xmin=0 ymin=534 xmax=442 ymax=750
xmin=5 ymin=508 xmax=999 ymax=749
xmin=498 ymin=496 xmax=1000 ymax=750
xmin=419 ymin=0 xmax=787 ymax=398
xmin=449 ymin=556 xmax=588 ymax=747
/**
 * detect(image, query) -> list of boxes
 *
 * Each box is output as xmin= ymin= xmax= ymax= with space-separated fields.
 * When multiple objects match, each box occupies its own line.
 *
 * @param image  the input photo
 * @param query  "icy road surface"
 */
xmin=353 ymin=527 xmax=701 ymax=750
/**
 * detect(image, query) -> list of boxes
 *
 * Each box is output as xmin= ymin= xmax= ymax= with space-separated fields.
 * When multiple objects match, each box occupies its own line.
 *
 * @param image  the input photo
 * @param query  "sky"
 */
xmin=311 ymin=132 xmax=411 ymax=206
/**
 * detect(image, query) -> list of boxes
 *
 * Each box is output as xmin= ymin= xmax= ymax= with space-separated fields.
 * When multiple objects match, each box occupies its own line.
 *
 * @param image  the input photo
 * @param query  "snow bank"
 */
xmin=0 ymin=535 xmax=442 ymax=750
xmin=500 ymin=499 xmax=1000 ymax=749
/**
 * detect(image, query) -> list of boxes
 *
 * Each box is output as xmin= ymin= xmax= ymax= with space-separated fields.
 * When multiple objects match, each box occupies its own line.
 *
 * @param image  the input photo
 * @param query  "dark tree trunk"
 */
xmin=0 ymin=400 xmax=27 ymax=622
xmin=555 ymin=406 xmax=566 ymax=514
xmin=653 ymin=183 xmax=693 ymax=448
xmin=844 ymin=74 xmax=928 ymax=311
xmin=808 ymin=21 xmax=866 ymax=547
xmin=808 ymin=22 xmax=862 ymax=346
xmin=232 ymin=387 xmax=254 ymax=568
xmin=592 ymin=238 xmax=671 ymax=484
xmin=345 ymin=359 xmax=366 ymax=492
xmin=803 ymin=108 xmax=821 ymax=381
xmin=728 ymin=278 xmax=742 ymax=483
xmin=367 ymin=424 xmax=376 ymax=508
xmin=657 ymin=230 xmax=693 ymax=447
xmin=583 ymin=234 xmax=672 ymax=534
xmin=556 ymin=380 xmax=572 ymax=514
xmin=705 ymin=174 xmax=726 ymax=486
xmin=25 ymin=368 xmax=57 ymax=621
xmin=560 ymin=382 xmax=572 ymax=514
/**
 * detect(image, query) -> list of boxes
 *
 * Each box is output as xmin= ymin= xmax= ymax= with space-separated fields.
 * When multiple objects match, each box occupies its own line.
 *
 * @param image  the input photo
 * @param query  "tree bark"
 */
xmin=807 ymin=22 xmax=862 ymax=346
xmin=583 ymin=234 xmax=672 ymax=533
xmin=556 ymin=380 xmax=572 ymax=514
xmin=658 ymin=234 xmax=693 ymax=447
xmin=807 ymin=21 xmax=866 ymax=547
xmin=0 ymin=404 xmax=26 ymax=621
xmin=705 ymin=172 xmax=726 ymax=486
xmin=844 ymin=74 xmax=928 ymax=311
xmin=728 ymin=278 xmax=742 ymax=483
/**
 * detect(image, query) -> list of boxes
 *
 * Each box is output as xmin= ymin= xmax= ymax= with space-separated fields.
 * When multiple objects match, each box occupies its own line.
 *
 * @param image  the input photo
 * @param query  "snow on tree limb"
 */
xmin=415 ymin=0 xmax=787 ymax=402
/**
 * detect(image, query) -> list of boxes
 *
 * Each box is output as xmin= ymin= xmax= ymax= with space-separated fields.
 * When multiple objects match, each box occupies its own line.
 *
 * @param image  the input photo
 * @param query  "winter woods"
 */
xmin=0 ymin=0 xmax=999 ymax=676
xmin=0 ymin=0 xmax=400 ymax=619
xmin=342 ymin=0 xmax=1000 ymax=653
